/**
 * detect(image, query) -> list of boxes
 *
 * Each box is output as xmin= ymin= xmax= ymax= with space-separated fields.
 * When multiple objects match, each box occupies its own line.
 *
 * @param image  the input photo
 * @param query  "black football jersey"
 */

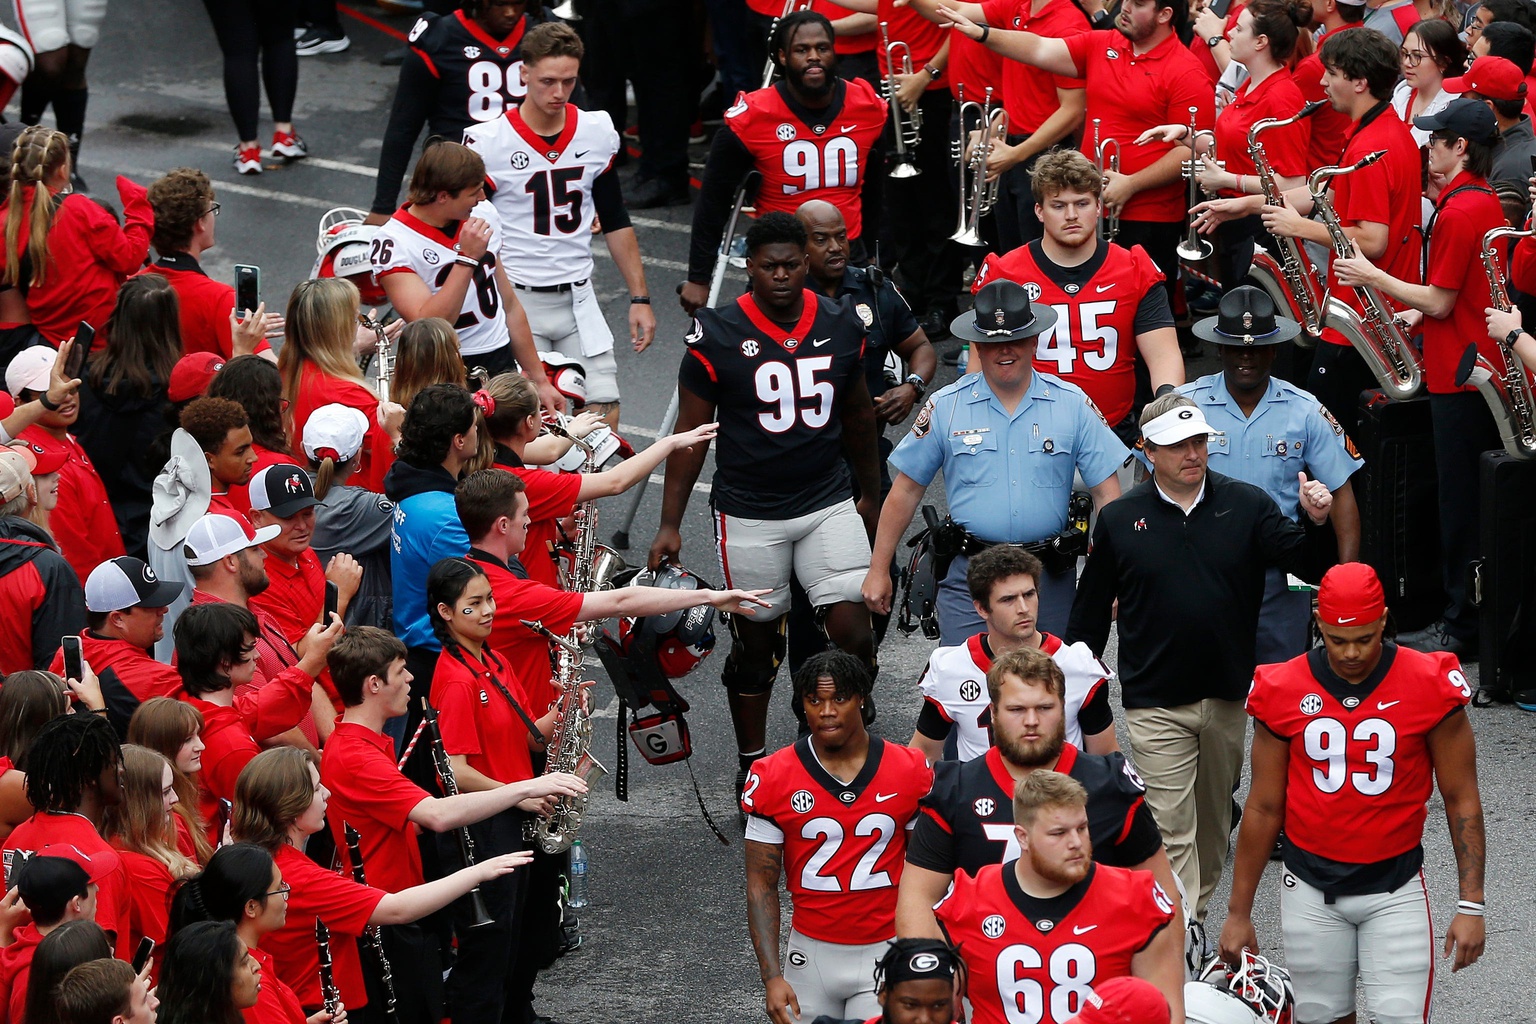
xmin=679 ymin=290 xmax=868 ymax=519
xmin=906 ymin=745 xmax=1163 ymax=877
xmin=406 ymin=9 xmax=558 ymax=141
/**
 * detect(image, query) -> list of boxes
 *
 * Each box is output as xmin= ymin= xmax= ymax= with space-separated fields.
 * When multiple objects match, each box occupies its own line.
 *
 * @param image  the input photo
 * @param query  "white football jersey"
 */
xmin=919 ymin=632 xmax=1113 ymax=761
xmin=464 ymin=105 xmax=621 ymax=288
xmin=370 ymin=199 xmax=510 ymax=357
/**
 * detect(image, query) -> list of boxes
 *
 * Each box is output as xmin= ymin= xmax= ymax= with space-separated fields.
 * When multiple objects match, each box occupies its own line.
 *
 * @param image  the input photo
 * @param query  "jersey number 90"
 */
xmin=781 ymin=138 xmax=860 ymax=195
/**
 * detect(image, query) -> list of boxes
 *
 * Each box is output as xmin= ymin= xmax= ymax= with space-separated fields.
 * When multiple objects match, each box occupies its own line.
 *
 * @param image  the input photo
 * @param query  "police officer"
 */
xmin=1180 ymin=285 xmax=1364 ymax=664
xmin=862 ymin=279 xmax=1129 ymax=645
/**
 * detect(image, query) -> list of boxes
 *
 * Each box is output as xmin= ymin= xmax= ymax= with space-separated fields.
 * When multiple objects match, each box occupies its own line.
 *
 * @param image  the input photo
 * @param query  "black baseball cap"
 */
xmin=249 ymin=463 xmax=322 ymax=518
xmin=1414 ymin=97 xmax=1500 ymax=146
xmin=951 ymin=281 xmax=1059 ymax=345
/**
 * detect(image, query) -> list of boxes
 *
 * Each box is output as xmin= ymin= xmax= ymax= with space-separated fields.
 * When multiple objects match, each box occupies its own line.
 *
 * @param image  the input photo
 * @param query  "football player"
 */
xmin=934 ymin=770 xmax=1184 ymax=1024
xmin=369 ymin=0 xmax=560 ymax=221
xmin=743 ymin=650 xmax=934 ymax=1024
xmin=1222 ymin=562 xmax=1486 ymax=1024
xmin=681 ymin=10 xmax=888 ymax=315
xmin=970 ymin=149 xmax=1184 ymax=446
xmin=910 ymin=544 xmax=1117 ymax=763
xmin=370 ymin=140 xmax=560 ymax=408
xmin=896 ymin=647 xmax=1179 ymax=940
xmin=867 ymin=938 xmax=964 ymax=1024
xmin=465 ymin=21 xmax=654 ymax=430
xmin=650 ymin=212 xmax=881 ymax=800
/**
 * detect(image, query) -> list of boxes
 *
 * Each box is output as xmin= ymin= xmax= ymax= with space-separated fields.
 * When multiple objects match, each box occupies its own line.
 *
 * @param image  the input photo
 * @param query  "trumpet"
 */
xmin=552 ymin=0 xmax=579 ymax=20
xmin=1176 ymin=106 xmax=1221 ymax=262
xmin=762 ymin=0 xmax=812 ymax=88
xmin=951 ymin=87 xmax=1008 ymax=248
xmin=880 ymin=21 xmax=923 ymax=179
xmin=1464 ymin=226 xmax=1536 ymax=459
xmin=358 ymin=311 xmax=391 ymax=401
xmin=1092 ymin=118 xmax=1120 ymax=242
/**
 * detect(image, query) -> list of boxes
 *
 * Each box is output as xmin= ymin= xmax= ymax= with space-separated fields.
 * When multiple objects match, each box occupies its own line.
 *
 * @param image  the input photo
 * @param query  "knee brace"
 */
xmin=720 ymin=616 xmax=786 ymax=696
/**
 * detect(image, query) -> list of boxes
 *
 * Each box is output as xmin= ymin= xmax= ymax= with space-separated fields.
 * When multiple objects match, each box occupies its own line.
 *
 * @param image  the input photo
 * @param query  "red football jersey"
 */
xmin=724 ymin=78 xmax=887 ymax=241
xmin=741 ymin=737 xmax=933 ymax=944
xmin=1246 ymin=645 xmax=1471 ymax=864
xmin=972 ymin=241 xmax=1166 ymax=426
xmin=936 ymin=861 xmax=1174 ymax=1024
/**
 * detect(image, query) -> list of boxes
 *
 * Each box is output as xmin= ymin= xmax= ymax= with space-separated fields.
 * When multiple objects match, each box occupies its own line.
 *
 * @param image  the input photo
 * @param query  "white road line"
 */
xmin=629 ymin=215 xmax=690 ymax=235
xmin=619 ymin=422 xmax=660 ymax=439
xmin=593 ymin=247 xmax=689 ymax=272
xmin=176 ymin=136 xmax=381 ymax=178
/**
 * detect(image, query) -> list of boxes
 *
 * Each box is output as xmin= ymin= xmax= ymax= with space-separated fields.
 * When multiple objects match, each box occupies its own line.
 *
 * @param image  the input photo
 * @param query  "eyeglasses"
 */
xmin=266 ymin=883 xmax=291 ymax=898
xmin=1428 ymin=131 xmax=1459 ymax=146
xmin=1398 ymin=48 xmax=1430 ymax=67
xmin=204 ymin=202 xmax=221 ymax=217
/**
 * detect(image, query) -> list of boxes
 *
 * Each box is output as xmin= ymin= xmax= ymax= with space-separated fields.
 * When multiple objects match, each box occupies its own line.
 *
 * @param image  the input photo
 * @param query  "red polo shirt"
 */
xmin=249 ymin=547 xmax=325 ymax=647
xmin=946 ymin=23 xmax=1004 ymax=105
xmin=980 ymin=0 xmax=1088 ymax=133
xmin=1321 ymin=102 xmax=1422 ymax=349
xmin=430 ymin=645 xmax=535 ymax=785
xmin=3 ymin=813 xmax=131 ymax=959
xmin=1423 ymin=171 xmax=1505 ymax=394
xmin=226 ymin=444 xmax=292 ymax=522
xmin=468 ymin=550 xmax=585 ymax=713
xmin=17 ymin=426 xmax=125 ymax=583
xmin=1213 ymin=68 xmax=1309 ymax=184
xmin=243 ymin=945 xmax=307 ymax=1024
xmin=111 ymin=845 xmax=174 ymax=967
xmin=181 ymin=663 xmax=315 ymax=802
xmin=1064 ymin=29 xmax=1214 ymax=222
xmin=265 ymin=844 xmax=382 ymax=1012
xmin=876 ymin=0 xmax=948 ymax=83
xmin=0 ymin=923 xmax=40 ymax=1024
xmin=191 ymin=589 xmax=326 ymax=745
xmin=141 ymin=253 xmax=272 ymax=360
xmin=321 ymin=722 xmax=430 ymax=894
xmin=1294 ymin=26 xmax=1356 ymax=168
xmin=495 ymin=455 xmax=581 ymax=591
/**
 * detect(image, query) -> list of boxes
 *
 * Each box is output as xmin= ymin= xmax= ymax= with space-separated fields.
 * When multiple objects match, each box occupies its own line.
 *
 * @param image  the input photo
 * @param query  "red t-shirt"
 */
xmin=935 ymin=862 xmax=1174 ymax=1024
xmin=249 ymin=547 xmax=325 ymax=647
xmin=1294 ymin=26 xmax=1357 ymax=168
xmin=468 ymin=551 xmax=585 ymax=715
xmin=0 ymin=923 xmax=40 ymax=1024
xmin=265 ymin=844 xmax=383 ymax=1011
xmin=980 ymin=0 xmax=1088 ymax=133
xmin=1421 ymin=172 xmax=1505 ymax=394
xmin=947 ymin=24 xmax=1004 ymax=105
xmin=1247 ymin=646 xmax=1470 ymax=864
xmin=17 ymin=426 xmax=125 ymax=583
xmin=1214 ymin=69 xmax=1309 ymax=183
xmin=3 ymin=814 xmax=132 ymax=959
xmin=291 ymin=365 xmax=392 ymax=494
xmin=876 ymin=0 xmax=948 ymax=82
xmin=498 ymin=462 xmax=581 ymax=590
xmin=430 ymin=645 xmax=535 ymax=785
xmin=321 ymin=723 xmax=431 ymax=894
xmin=1064 ymin=29 xmax=1214 ymax=222
xmin=809 ymin=0 xmax=876 ymax=54
xmin=1321 ymin=103 xmax=1422 ymax=349
xmin=141 ymin=253 xmax=272 ymax=360
xmin=110 ymin=845 xmax=175 ymax=967
xmin=243 ymin=945 xmax=307 ymax=1024
xmin=182 ymin=664 xmax=315 ymax=801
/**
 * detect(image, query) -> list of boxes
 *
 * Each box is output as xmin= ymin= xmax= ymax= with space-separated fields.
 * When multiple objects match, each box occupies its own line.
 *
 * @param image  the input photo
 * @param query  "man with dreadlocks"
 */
xmin=1 ymin=711 xmax=129 ymax=958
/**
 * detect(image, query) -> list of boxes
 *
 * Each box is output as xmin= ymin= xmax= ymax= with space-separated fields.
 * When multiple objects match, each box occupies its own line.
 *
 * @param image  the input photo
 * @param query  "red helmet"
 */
xmin=608 ymin=564 xmax=718 ymax=680
xmin=313 ymin=206 xmax=387 ymax=306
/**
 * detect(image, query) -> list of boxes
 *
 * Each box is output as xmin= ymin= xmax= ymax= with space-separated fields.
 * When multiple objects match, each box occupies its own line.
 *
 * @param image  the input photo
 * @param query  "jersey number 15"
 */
xmin=526 ymin=168 xmax=584 ymax=236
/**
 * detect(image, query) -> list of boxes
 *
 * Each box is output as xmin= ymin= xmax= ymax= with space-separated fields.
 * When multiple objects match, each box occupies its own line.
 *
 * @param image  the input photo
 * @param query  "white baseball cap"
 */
xmin=85 ymin=556 xmax=186 ymax=613
xmin=1142 ymin=405 xmax=1215 ymax=446
xmin=301 ymin=403 xmax=369 ymax=463
xmin=5 ymin=347 xmax=55 ymax=397
xmin=0 ymin=447 xmax=32 ymax=503
xmin=183 ymin=512 xmax=280 ymax=567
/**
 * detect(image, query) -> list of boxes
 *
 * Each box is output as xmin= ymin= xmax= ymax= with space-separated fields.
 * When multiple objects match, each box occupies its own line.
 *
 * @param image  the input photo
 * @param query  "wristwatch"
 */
xmin=1506 ymin=328 xmax=1525 ymax=349
xmin=923 ymin=64 xmax=943 ymax=81
xmin=904 ymin=373 xmax=928 ymax=399
xmin=1207 ymin=34 xmax=1224 ymax=47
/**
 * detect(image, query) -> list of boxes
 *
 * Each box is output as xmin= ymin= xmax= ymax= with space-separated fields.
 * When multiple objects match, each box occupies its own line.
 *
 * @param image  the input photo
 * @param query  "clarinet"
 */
xmin=343 ymin=824 xmax=401 ymax=1024
xmin=315 ymin=917 xmax=342 ymax=1018
xmin=420 ymin=698 xmax=495 ymax=927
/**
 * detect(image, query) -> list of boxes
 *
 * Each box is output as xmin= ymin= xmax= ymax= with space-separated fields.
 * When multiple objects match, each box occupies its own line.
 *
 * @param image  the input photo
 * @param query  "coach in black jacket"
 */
xmin=1067 ymin=392 xmax=1333 ymax=924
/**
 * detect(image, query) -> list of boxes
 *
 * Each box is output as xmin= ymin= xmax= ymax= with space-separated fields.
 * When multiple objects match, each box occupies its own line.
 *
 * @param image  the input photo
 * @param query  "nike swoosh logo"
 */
xmin=841 ymin=124 xmax=858 ymax=132
xmin=1073 ymin=925 xmax=1098 ymax=935
xmin=574 ymin=150 xmax=589 ymax=158
xmin=1214 ymin=509 xmax=1231 ymax=517
xmin=875 ymin=793 xmax=898 ymax=802
xmin=1095 ymin=283 xmax=1116 ymax=293
xmin=1338 ymin=616 xmax=1356 ymax=623
xmin=813 ymin=337 xmax=831 ymax=347
xmin=1377 ymin=700 xmax=1401 ymax=710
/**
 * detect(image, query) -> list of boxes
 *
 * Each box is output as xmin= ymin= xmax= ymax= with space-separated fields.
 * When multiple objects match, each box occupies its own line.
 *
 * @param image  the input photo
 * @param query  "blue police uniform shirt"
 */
xmin=1178 ymin=372 xmax=1363 ymax=520
xmin=890 ymin=369 xmax=1130 ymax=543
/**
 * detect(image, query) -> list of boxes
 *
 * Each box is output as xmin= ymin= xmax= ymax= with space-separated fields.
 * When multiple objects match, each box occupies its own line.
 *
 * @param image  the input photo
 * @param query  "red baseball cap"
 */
xmin=1317 ymin=562 xmax=1386 ymax=628
xmin=1066 ymin=977 xmax=1170 ymax=1024
xmin=1445 ymin=56 xmax=1528 ymax=103
xmin=34 ymin=842 xmax=122 ymax=884
xmin=11 ymin=438 xmax=66 ymax=475
xmin=168 ymin=352 xmax=226 ymax=404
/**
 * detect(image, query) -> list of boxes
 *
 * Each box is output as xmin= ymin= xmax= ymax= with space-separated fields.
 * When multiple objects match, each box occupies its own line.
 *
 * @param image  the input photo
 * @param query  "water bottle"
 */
xmin=568 ymin=840 xmax=590 ymax=908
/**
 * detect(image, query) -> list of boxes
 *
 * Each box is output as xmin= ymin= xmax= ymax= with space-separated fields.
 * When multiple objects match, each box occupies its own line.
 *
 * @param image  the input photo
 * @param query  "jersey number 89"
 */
xmin=997 ymin=942 xmax=1098 ymax=1024
xmin=468 ymin=60 xmax=526 ymax=121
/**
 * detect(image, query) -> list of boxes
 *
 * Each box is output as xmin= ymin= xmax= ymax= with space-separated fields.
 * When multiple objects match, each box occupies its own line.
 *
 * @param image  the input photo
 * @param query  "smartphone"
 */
xmin=2 ymin=850 xmax=16 ymax=890
xmin=131 ymin=936 xmax=155 ymax=974
xmin=324 ymin=580 xmax=339 ymax=624
xmin=61 ymin=634 xmax=83 ymax=682
xmin=235 ymin=264 xmax=261 ymax=317
xmin=64 ymin=322 xmax=92 ymax=378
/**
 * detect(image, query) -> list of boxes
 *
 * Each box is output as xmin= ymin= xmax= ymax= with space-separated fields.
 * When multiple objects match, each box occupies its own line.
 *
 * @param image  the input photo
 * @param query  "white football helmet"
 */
xmin=1185 ymin=953 xmax=1294 ymax=1024
xmin=540 ymin=351 xmax=588 ymax=410
xmin=313 ymin=206 xmax=386 ymax=306
xmin=0 ymin=24 xmax=32 ymax=109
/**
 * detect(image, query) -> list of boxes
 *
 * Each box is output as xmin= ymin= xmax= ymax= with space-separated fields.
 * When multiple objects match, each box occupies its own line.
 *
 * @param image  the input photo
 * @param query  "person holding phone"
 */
xmin=245 ymin=463 xmax=361 ymax=649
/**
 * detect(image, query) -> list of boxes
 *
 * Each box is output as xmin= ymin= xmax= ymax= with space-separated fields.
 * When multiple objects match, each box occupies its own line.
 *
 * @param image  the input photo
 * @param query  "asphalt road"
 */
xmin=56 ymin=4 xmax=1536 ymax=1021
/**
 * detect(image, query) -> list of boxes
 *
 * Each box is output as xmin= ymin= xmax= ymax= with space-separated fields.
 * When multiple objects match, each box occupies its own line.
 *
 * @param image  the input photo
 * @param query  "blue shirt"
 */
xmin=889 ymin=370 xmax=1130 ymax=543
xmin=1178 ymin=373 xmax=1363 ymax=520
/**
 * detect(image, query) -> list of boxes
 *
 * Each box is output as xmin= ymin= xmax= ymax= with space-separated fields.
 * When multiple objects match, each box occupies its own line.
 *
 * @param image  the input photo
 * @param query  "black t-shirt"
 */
xmin=906 ymin=745 xmax=1163 ymax=877
xmin=679 ymin=290 xmax=868 ymax=519
xmin=827 ymin=265 xmax=921 ymax=402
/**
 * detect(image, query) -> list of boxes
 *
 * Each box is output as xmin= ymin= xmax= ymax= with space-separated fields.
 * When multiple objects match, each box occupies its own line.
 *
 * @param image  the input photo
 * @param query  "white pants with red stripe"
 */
xmin=1280 ymin=867 xmax=1435 ymax=1024
xmin=714 ymin=499 xmax=869 ymax=619
xmin=782 ymin=929 xmax=886 ymax=1023
xmin=13 ymin=0 xmax=106 ymax=51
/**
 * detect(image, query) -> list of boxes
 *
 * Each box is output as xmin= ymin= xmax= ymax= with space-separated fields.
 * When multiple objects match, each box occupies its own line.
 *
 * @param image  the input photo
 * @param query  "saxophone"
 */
xmin=358 ymin=312 xmax=392 ymax=401
xmin=1310 ymin=151 xmax=1424 ymax=399
xmin=1465 ymin=226 xmax=1536 ymax=460
xmin=1247 ymin=100 xmax=1326 ymax=336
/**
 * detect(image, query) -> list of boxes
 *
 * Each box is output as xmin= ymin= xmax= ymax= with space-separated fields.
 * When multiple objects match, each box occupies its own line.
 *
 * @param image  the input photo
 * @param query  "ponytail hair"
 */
xmin=3 ymin=126 xmax=69 ymax=288
xmin=1247 ymin=0 xmax=1313 ymax=62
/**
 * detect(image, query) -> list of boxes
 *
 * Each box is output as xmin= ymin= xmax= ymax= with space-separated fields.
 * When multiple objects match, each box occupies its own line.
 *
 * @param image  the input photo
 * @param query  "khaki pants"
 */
xmin=1124 ymin=698 xmax=1249 ymax=920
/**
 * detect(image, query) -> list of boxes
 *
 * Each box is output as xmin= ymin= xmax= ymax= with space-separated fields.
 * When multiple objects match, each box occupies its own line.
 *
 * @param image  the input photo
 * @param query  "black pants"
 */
xmin=1306 ymin=341 xmax=1378 ymax=446
xmin=883 ymin=88 xmax=963 ymax=316
xmin=508 ymin=847 xmax=568 ymax=1020
xmin=1430 ymin=391 xmax=1500 ymax=642
xmin=400 ymin=645 xmax=442 ymax=791
xmin=440 ymin=809 xmax=530 ymax=1024
xmin=466 ymin=342 xmax=520 ymax=385
xmin=1112 ymin=219 xmax=1180 ymax=300
xmin=374 ymin=922 xmax=445 ymax=1024
xmin=582 ymin=0 xmax=697 ymax=189
xmin=301 ymin=0 xmax=342 ymax=31
xmin=200 ymin=0 xmax=298 ymax=141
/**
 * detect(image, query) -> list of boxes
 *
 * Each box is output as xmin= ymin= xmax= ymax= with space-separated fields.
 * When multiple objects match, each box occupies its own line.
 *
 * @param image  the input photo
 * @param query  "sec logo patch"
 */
xmin=463 ymin=45 xmax=481 ymax=58
xmin=981 ymin=915 xmax=1006 ymax=939
xmin=1024 ymin=282 xmax=1042 ymax=301
xmin=423 ymin=249 xmax=440 ymax=265
xmin=1300 ymin=693 xmax=1323 ymax=715
xmin=973 ymin=798 xmax=995 ymax=817
xmin=791 ymin=790 xmax=815 ymax=813
xmin=511 ymin=152 xmax=530 ymax=170
xmin=776 ymin=123 xmax=797 ymax=142
xmin=959 ymin=680 xmax=982 ymax=703
xmin=741 ymin=338 xmax=760 ymax=357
